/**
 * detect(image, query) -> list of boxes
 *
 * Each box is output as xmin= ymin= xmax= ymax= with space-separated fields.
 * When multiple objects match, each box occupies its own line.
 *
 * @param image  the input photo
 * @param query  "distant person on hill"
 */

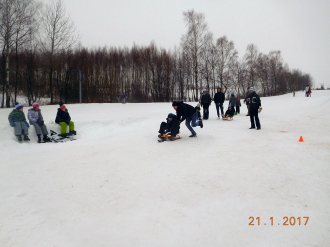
xmin=213 ymin=87 xmax=225 ymax=119
xmin=8 ymin=102 xmax=30 ymax=142
xmin=55 ymin=102 xmax=76 ymax=136
xmin=27 ymin=102 xmax=51 ymax=143
xmin=200 ymin=89 xmax=212 ymax=119
xmin=121 ymin=92 xmax=127 ymax=103
xmin=244 ymin=87 xmax=251 ymax=116
xmin=305 ymin=85 xmax=310 ymax=97
xmin=228 ymin=92 xmax=237 ymax=113
xmin=158 ymin=113 xmax=180 ymax=141
xmin=308 ymin=88 xmax=312 ymax=97
xmin=172 ymin=101 xmax=203 ymax=137
xmin=195 ymin=103 xmax=202 ymax=120
xmin=236 ymin=95 xmax=242 ymax=114
xmin=246 ymin=87 xmax=262 ymax=130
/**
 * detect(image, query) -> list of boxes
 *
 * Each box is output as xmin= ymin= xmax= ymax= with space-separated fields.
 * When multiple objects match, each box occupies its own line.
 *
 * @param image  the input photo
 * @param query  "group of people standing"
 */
xmin=8 ymin=102 xmax=76 ymax=143
xmin=159 ymin=87 xmax=262 ymax=140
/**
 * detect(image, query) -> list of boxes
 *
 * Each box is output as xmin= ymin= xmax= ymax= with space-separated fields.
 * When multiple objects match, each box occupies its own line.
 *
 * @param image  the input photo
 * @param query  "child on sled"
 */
xmin=158 ymin=113 xmax=180 ymax=141
xmin=222 ymin=106 xmax=234 ymax=120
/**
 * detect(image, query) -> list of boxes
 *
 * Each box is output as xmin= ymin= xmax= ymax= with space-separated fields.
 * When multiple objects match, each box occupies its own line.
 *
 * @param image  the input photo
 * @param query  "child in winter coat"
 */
xmin=228 ymin=93 xmax=237 ymax=113
xmin=195 ymin=103 xmax=202 ymax=120
xmin=55 ymin=102 xmax=76 ymax=136
xmin=236 ymin=96 xmax=242 ymax=114
xmin=223 ymin=106 xmax=234 ymax=119
xmin=158 ymin=113 xmax=180 ymax=141
xmin=8 ymin=102 xmax=30 ymax=142
xmin=28 ymin=103 xmax=51 ymax=143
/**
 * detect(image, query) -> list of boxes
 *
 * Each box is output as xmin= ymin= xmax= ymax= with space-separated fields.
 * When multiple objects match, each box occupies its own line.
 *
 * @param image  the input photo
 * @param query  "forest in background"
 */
xmin=0 ymin=0 xmax=314 ymax=107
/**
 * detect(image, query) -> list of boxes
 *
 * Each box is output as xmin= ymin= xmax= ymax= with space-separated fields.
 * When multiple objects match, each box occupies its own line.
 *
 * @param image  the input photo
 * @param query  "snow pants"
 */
xmin=13 ymin=121 xmax=29 ymax=136
xmin=59 ymin=121 xmax=75 ymax=134
xmin=185 ymin=112 xmax=201 ymax=135
xmin=31 ymin=122 xmax=49 ymax=136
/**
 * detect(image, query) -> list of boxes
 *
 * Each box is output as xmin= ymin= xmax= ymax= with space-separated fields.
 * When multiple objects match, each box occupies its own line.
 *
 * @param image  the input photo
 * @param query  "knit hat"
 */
xmin=32 ymin=102 xmax=40 ymax=108
xmin=168 ymin=113 xmax=176 ymax=119
xmin=60 ymin=105 xmax=66 ymax=111
xmin=249 ymin=87 xmax=255 ymax=92
xmin=231 ymin=92 xmax=235 ymax=96
xmin=172 ymin=101 xmax=179 ymax=106
xmin=15 ymin=102 xmax=23 ymax=110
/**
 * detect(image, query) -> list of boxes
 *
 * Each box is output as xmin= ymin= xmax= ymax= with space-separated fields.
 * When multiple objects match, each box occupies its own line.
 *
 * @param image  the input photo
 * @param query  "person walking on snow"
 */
xmin=236 ymin=95 xmax=242 ymax=114
xmin=8 ymin=102 xmax=30 ymax=142
xmin=228 ymin=92 xmax=237 ymax=113
xmin=246 ymin=87 xmax=262 ymax=130
xmin=121 ymin=92 xmax=127 ymax=103
xmin=55 ymin=102 xmax=76 ymax=136
xmin=200 ymin=89 xmax=212 ymax=119
xmin=27 ymin=103 xmax=51 ymax=143
xmin=213 ymin=87 xmax=225 ymax=118
xmin=172 ymin=101 xmax=203 ymax=137
xmin=244 ymin=87 xmax=251 ymax=116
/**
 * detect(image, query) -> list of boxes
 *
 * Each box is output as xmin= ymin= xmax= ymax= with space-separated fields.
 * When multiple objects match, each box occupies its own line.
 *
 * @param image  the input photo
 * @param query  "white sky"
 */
xmin=60 ymin=0 xmax=330 ymax=88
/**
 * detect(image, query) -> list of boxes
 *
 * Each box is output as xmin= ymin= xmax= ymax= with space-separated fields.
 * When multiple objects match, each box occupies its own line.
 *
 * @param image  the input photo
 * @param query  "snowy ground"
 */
xmin=1 ymin=90 xmax=329 ymax=247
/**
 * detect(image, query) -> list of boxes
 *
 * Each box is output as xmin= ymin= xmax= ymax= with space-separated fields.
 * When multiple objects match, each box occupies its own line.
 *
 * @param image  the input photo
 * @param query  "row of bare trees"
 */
xmin=0 ymin=3 xmax=313 ymax=107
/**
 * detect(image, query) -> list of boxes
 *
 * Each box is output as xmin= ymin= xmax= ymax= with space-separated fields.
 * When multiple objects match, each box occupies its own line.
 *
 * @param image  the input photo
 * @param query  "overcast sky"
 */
xmin=59 ymin=0 xmax=330 ymax=88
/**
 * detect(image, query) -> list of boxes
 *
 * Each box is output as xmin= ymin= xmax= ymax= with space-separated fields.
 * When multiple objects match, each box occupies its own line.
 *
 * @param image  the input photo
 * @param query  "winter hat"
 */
xmin=231 ymin=92 xmax=235 ymax=96
xmin=172 ymin=101 xmax=179 ymax=106
xmin=60 ymin=105 xmax=66 ymax=111
xmin=32 ymin=102 xmax=40 ymax=108
xmin=249 ymin=87 xmax=255 ymax=92
xmin=168 ymin=113 xmax=176 ymax=119
xmin=203 ymin=89 xmax=206 ymax=92
xmin=15 ymin=102 xmax=23 ymax=110
xmin=197 ymin=103 xmax=201 ymax=107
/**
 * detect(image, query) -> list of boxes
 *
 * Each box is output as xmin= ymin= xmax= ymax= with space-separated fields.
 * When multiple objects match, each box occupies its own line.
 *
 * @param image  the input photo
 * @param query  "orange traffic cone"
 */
xmin=299 ymin=136 xmax=304 ymax=142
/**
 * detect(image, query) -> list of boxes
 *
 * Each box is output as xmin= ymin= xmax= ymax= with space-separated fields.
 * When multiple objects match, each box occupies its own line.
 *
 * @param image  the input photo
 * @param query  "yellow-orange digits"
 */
xmin=249 ymin=216 xmax=309 ymax=226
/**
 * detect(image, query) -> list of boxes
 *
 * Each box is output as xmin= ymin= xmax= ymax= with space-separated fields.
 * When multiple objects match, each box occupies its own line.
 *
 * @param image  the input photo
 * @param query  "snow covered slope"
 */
xmin=1 ymin=90 xmax=329 ymax=247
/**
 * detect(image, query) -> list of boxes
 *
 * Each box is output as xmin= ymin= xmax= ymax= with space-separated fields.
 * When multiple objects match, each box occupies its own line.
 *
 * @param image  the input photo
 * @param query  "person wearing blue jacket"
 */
xmin=8 ymin=102 xmax=30 ymax=142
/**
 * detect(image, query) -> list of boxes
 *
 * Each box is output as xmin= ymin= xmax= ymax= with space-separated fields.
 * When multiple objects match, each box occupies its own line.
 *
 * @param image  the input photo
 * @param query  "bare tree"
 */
xmin=181 ymin=9 xmax=212 ymax=101
xmin=38 ymin=0 xmax=80 ymax=104
xmin=0 ymin=0 xmax=39 ymax=107
xmin=243 ymin=44 xmax=259 ymax=88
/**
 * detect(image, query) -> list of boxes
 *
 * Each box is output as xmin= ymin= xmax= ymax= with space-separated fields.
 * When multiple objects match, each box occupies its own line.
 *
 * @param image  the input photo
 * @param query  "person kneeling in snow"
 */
xmin=28 ymin=103 xmax=51 ymax=143
xmin=55 ymin=102 xmax=76 ymax=136
xmin=8 ymin=102 xmax=30 ymax=142
xmin=158 ymin=113 xmax=180 ymax=141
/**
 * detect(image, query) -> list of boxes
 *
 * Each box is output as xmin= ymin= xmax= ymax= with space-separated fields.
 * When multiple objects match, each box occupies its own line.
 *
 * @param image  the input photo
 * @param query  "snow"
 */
xmin=1 ymin=90 xmax=330 ymax=247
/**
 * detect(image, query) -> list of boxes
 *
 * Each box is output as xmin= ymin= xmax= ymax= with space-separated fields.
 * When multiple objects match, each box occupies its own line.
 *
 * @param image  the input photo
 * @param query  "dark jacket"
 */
xmin=228 ymin=95 xmax=236 ymax=108
xmin=165 ymin=116 xmax=180 ymax=136
xmin=236 ymin=98 xmax=241 ymax=107
xmin=200 ymin=93 xmax=212 ymax=105
xmin=175 ymin=101 xmax=196 ymax=122
xmin=244 ymin=91 xmax=251 ymax=105
xmin=55 ymin=108 xmax=71 ymax=124
xmin=225 ymin=108 xmax=234 ymax=117
xmin=213 ymin=92 xmax=225 ymax=104
xmin=247 ymin=92 xmax=261 ymax=110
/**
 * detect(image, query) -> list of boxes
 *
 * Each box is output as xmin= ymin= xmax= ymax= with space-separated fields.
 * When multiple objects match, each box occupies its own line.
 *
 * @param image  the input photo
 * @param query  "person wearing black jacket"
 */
xmin=200 ymin=89 xmax=212 ymax=119
xmin=246 ymin=87 xmax=262 ymax=130
xmin=158 ymin=113 xmax=180 ymax=141
xmin=55 ymin=102 xmax=76 ymax=135
xmin=172 ymin=101 xmax=203 ymax=137
xmin=244 ymin=87 xmax=251 ymax=116
xmin=213 ymin=87 xmax=225 ymax=118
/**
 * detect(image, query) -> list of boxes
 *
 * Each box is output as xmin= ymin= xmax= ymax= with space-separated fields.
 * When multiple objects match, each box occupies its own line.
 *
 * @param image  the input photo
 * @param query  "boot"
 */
xmin=37 ymin=134 xmax=42 ymax=143
xmin=43 ymin=135 xmax=51 ymax=142
xmin=17 ymin=135 xmax=22 ymax=142
xmin=24 ymin=135 xmax=30 ymax=141
xmin=69 ymin=130 xmax=76 ymax=135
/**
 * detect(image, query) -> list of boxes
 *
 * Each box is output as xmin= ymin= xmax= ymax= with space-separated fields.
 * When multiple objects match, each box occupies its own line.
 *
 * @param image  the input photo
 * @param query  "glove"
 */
xmin=25 ymin=122 xmax=30 ymax=127
xmin=10 ymin=122 xmax=15 ymax=127
xmin=37 ymin=120 xmax=44 ymax=126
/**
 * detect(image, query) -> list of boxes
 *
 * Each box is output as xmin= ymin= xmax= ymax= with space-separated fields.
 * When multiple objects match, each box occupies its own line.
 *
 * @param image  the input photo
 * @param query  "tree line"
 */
xmin=0 ymin=1 xmax=313 ymax=107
